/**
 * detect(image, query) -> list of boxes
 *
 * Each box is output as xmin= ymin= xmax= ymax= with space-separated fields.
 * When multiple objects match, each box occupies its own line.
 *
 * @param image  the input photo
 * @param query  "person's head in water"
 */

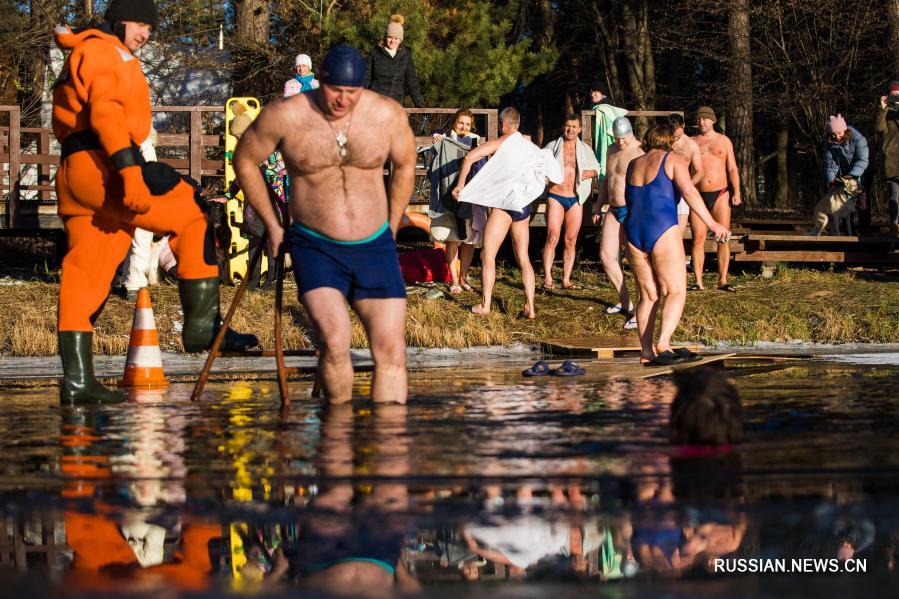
xmin=318 ymin=45 xmax=366 ymax=119
xmin=670 ymin=367 xmax=742 ymax=445
xmin=104 ymin=0 xmax=159 ymax=52
xmin=499 ymin=107 xmax=520 ymax=134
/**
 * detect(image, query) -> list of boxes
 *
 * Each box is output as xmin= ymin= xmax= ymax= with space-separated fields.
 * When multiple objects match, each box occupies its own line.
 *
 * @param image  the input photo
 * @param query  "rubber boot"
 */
xmin=58 ymin=332 xmax=126 ymax=405
xmin=179 ymin=277 xmax=260 ymax=353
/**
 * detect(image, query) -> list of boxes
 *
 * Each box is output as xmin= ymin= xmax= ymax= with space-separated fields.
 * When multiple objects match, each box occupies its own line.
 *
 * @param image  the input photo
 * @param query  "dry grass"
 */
xmin=0 ymin=265 xmax=897 ymax=356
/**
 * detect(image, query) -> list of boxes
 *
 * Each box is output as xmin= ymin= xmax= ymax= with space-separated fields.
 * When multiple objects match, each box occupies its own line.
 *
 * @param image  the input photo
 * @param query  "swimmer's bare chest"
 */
xmin=280 ymin=109 xmax=393 ymax=237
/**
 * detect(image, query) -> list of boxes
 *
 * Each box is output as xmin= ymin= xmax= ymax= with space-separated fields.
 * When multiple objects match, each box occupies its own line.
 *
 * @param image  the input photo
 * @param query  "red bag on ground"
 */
xmin=398 ymin=248 xmax=451 ymax=283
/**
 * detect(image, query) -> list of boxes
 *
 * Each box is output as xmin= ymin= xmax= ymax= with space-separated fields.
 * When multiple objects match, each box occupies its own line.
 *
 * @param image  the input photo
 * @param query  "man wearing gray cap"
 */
xmin=691 ymin=106 xmax=741 ymax=292
xmin=593 ymin=116 xmax=643 ymax=330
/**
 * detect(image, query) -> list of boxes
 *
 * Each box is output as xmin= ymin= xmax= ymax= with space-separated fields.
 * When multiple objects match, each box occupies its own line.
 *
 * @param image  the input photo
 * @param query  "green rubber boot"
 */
xmin=58 ymin=332 xmax=126 ymax=405
xmin=179 ymin=277 xmax=260 ymax=353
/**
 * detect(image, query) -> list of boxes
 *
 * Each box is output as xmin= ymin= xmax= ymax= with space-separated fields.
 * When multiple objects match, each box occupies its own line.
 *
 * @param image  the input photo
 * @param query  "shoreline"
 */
xmin=2 ymin=342 xmax=898 ymax=383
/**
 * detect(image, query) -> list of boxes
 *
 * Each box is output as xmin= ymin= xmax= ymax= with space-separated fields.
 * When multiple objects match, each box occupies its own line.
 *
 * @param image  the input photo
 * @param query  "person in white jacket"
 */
xmin=541 ymin=114 xmax=600 ymax=291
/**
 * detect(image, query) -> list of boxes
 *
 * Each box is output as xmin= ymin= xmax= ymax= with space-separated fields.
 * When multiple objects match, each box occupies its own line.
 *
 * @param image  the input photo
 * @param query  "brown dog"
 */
xmin=810 ymin=175 xmax=861 ymax=236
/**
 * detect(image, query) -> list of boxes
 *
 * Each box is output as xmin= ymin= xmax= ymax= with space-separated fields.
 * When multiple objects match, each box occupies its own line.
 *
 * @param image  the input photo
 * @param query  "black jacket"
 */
xmin=363 ymin=45 xmax=425 ymax=107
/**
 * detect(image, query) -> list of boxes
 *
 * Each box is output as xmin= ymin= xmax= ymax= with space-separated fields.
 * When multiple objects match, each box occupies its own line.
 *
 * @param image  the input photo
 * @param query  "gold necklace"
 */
xmin=327 ymin=113 xmax=353 ymax=160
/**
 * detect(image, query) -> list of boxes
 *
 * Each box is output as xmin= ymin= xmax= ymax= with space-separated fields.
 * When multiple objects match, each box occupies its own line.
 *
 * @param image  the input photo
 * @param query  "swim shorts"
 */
xmin=699 ymin=189 xmax=727 ymax=211
xmin=503 ymin=204 xmax=532 ymax=223
xmin=547 ymin=193 xmax=579 ymax=212
xmin=287 ymin=221 xmax=406 ymax=301
xmin=609 ymin=204 xmax=628 ymax=224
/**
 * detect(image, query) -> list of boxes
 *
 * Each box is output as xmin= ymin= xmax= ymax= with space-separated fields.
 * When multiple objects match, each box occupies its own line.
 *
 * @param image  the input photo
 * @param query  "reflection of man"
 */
xmin=235 ymin=45 xmax=416 ymax=404
xmin=691 ymin=107 xmax=741 ymax=292
xmin=668 ymin=113 xmax=704 ymax=233
xmin=541 ymin=114 xmax=600 ymax=290
xmin=52 ymin=0 xmax=257 ymax=405
xmin=593 ymin=117 xmax=642 ymax=330
xmin=292 ymin=404 xmax=419 ymax=595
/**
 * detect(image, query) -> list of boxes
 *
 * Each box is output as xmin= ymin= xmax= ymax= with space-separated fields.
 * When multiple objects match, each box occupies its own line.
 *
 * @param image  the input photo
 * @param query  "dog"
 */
xmin=809 ymin=175 xmax=861 ymax=236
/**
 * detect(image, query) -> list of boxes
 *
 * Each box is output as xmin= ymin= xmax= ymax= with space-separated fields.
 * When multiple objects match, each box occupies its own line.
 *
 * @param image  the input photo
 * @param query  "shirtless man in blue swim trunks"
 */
xmin=625 ymin=123 xmax=730 ymax=366
xmin=453 ymin=108 xmax=538 ymax=319
xmin=541 ymin=114 xmax=599 ymax=291
xmin=691 ymin=106 xmax=742 ymax=292
xmin=234 ymin=45 xmax=416 ymax=404
xmin=594 ymin=117 xmax=643 ymax=330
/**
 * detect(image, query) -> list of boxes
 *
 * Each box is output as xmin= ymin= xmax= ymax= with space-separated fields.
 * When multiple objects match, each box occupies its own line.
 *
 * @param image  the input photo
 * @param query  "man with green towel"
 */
xmin=590 ymin=81 xmax=629 ymax=179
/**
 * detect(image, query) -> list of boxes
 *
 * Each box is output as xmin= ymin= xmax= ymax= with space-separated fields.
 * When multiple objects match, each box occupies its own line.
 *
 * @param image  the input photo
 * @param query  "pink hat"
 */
xmin=827 ymin=114 xmax=847 ymax=134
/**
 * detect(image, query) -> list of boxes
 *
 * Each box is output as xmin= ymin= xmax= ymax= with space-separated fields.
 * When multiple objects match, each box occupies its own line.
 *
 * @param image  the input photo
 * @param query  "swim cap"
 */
xmin=612 ymin=116 xmax=632 ymax=138
xmin=320 ymin=45 xmax=366 ymax=87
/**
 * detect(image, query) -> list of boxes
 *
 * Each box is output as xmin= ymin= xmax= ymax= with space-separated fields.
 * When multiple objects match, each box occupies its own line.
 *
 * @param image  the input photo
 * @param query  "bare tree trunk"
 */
xmin=620 ymin=0 xmax=655 ymax=136
xmin=233 ymin=0 xmax=270 ymax=96
xmin=775 ymin=127 xmax=789 ymax=209
xmin=728 ymin=0 xmax=756 ymax=207
xmin=889 ymin=0 xmax=899 ymax=74
xmin=589 ymin=0 xmax=623 ymax=104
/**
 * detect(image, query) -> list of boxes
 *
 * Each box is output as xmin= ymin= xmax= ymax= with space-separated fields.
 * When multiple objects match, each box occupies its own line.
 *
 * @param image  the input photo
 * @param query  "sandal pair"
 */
xmin=522 ymin=360 xmax=586 ymax=377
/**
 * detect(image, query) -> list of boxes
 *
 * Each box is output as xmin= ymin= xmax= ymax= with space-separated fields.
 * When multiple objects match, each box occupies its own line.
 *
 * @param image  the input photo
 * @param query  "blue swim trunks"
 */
xmin=610 ymin=204 xmax=628 ymax=224
xmin=547 ymin=192 xmax=578 ymax=212
xmin=287 ymin=221 xmax=406 ymax=301
xmin=503 ymin=203 xmax=532 ymax=222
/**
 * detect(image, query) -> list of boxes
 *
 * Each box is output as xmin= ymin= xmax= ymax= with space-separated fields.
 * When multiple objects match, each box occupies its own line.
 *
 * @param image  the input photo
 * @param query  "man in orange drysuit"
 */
xmin=53 ymin=0 xmax=258 ymax=404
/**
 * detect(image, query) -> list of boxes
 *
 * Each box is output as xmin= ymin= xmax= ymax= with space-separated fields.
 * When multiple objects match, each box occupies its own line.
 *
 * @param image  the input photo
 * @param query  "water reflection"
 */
xmin=0 ymin=360 xmax=897 ymax=595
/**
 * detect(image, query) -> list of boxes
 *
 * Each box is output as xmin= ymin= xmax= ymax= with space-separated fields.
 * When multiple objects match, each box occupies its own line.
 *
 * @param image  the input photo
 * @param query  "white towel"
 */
xmin=459 ymin=132 xmax=564 ymax=212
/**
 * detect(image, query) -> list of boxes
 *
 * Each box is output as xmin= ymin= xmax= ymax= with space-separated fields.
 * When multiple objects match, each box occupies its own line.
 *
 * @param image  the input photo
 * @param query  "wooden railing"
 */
xmin=0 ymin=105 xmax=500 ymax=230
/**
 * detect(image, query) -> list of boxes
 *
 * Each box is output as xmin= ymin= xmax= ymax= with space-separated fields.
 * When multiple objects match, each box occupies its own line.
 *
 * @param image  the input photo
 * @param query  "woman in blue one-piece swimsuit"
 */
xmin=624 ymin=123 xmax=730 ymax=367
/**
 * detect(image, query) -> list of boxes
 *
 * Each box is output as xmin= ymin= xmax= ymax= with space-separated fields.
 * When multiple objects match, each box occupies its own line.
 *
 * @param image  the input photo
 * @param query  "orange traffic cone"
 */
xmin=119 ymin=288 xmax=169 ymax=389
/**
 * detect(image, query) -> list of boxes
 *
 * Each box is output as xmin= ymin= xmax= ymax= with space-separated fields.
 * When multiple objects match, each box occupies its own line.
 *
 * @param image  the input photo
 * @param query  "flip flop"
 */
xmin=448 ymin=285 xmax=463 ymax=295
xmin=673 ymin=348 xmax=703 ymax=363
xmin=542 ymin=283 xmax=555 ymax=291
xmin=623 ymin=316 xmax=638 ymax=331
xmin=717 ymin=284 xmax=738 ymax=293
xmin=688 ymin=284 xmax=703 ymax=291
xmin=562 ymin=283 xmax=584 ymax=290
xmin=643 ymin=350 xmax=686 ymax=367
xmin=552 ymin=360 xmax=586 ymax=376
xmin=605 ymin=304 xmax=624 ymax=314
xmin=522 ymin=360 xmax=551 ymax=377
xmin=460 ymin=283 xmax=474 ymax=292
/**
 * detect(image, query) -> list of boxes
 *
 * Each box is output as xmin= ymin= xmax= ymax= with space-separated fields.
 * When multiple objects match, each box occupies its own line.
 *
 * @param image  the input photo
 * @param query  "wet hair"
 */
xmin=642 ymin=123 xmax=677 ymax=152
xmin=670 ymin=367 xmax=742 ymax=445
xmin=667 ymin=113 xmax=685 ymax=129
xmin=499 ymin=107 xmax=520 ymax=127
xmin=564 ymin=113 xmax=580 ymax=124
xmin=451 ymin=108 xmax=476 ymax=133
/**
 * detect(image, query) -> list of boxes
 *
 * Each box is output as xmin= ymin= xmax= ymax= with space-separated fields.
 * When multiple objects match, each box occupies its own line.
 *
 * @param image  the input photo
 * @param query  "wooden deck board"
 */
xmin=541 ymin=336 xmax=704 ymax=358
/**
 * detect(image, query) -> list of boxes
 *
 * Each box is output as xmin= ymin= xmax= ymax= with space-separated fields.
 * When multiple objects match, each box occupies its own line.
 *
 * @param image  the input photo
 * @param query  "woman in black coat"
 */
xmin=363 ymin=14 xmax=425 ymax=107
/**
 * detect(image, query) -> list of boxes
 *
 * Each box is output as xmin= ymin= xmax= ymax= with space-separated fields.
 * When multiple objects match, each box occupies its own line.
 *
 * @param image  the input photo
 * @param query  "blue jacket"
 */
xmin=823 ymin=126 xmax=869 ymax=183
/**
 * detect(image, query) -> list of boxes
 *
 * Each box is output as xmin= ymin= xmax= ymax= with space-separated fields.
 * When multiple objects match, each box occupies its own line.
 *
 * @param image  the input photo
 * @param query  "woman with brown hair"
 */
xmin=624 ymin=123 xmax=729 ymax=366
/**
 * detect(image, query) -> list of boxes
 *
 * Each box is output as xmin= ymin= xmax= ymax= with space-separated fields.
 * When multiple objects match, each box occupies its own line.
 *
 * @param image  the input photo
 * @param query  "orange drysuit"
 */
xmin=53 ymin=25 xmax=218 ymax=332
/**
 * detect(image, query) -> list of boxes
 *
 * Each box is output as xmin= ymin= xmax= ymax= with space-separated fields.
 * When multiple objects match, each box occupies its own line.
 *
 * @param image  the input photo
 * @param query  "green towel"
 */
xmin=593 ymin=104 xmax=629 ymax=180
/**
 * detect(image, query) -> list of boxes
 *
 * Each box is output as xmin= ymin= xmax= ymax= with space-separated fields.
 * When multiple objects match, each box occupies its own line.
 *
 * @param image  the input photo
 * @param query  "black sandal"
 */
xmin=673 ymin=348 xmax=703 ymax=363
xmin=643 ymin=350 xmax=686 ymax=367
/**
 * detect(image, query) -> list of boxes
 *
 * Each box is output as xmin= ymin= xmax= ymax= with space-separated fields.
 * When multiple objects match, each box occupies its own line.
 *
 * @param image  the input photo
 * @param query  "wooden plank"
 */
xmin=735 ymin=250 xmax=899 ymax=263
xmin=638 ymin=353 xmax=736 ymax=379
xmin=745 ymin=234 xmax=881 ymax=243
xmin=542 ymin=336 xmax=704 ymax=358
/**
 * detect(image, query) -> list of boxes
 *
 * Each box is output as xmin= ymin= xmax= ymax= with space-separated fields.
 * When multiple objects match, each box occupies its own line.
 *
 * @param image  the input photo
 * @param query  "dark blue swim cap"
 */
xmin=320 ymin=45 xmax=366 ymax=87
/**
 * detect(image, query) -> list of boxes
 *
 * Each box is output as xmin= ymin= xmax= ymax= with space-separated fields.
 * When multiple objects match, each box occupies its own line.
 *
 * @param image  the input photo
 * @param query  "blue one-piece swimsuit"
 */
xmin=624 ymin=152 xmax=679 ymax=252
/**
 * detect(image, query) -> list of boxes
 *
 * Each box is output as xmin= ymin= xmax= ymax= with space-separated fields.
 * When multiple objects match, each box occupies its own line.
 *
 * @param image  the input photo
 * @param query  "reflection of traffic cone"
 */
xmin=119 ymin=288 xmax=169 ymax=388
